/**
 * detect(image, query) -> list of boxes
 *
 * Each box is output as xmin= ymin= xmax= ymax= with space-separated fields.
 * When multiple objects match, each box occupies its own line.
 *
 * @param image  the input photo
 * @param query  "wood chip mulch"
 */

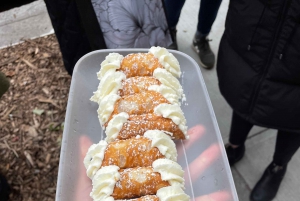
xmin=0 ymin=34 xmax=71 ymax=201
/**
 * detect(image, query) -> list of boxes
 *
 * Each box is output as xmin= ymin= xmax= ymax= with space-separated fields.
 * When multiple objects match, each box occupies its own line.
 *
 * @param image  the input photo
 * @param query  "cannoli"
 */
xmin=96 ymin=47 xmax=181 ymax=80
xmin=84 ymin=131 xmax=177 ymax=178
xmin=91 ymin=159 xmax=185 ymax=200
xmin=105 ymin=91 xmax=169 ymax=125
xmin=105 ymin=114 xmax=186 ymax=142
xmin=115 ymin=186 xmax=189 ymax=201
xmin=119 ymin=76 xmax=161 ymax=96
xmin=92 ymin=67 xmax=184 ymax=105
xmin=116 ymin=195 xmax=159 ymax=201
xmin=105 ymin=103 xmax=188 ymax=142
xmin=87 ymin=47 xmax=190 ymax=201
xmin=119 ymin=53 xmax=163 ymax=78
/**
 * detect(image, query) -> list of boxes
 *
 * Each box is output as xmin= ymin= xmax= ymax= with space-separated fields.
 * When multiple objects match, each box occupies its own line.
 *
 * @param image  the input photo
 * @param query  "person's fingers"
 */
xmin=177 ymin=125 xmax=206 ymax=158
xmin=80 ymin=135 xmax=93 ymax=159
xmin=185 ymin=143 xmax=221 ymax=183
xmin=75 ymin=135 xmax=93 ymax=201
xmin=193 ymin=191 xmax=232 ymax=201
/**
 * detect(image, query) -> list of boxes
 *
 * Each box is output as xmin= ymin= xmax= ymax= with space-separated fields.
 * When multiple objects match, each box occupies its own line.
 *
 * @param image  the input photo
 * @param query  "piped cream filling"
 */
xmin=152 ymin=158 xmax=184 ymax=188
xmin=154 ymin=103 xmax=188 ymax=139
xmin=90 ymin=165 xmax=120 ymax=201
xmin=97 ymin=53 xmax=124 ymax=80
xmin=105 ymin=112 xmax=129 ymax=142
xmin=148 ymin=85 xmax=179 ymax=105
xmin=153 ymin=68 xmax=184 ymax=100
xmin=97 ymin=94 xmax=120 ymax=126
xmin=149 ymin=46 xmax=181 ymax=78
xmin=91 ymin=71 xmax=126 ymax=103
xmin=83 ymin=141 xmax=108 ymax=179
xmin=144 ymin=130 xmax=177 ymax=161
xmin=156 ymin=186 xmax=190 ymax=201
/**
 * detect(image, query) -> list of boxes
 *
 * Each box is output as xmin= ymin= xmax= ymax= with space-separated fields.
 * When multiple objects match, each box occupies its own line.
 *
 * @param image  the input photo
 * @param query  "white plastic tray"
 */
xmin=55 ymin=49 xmax=239 ymax=201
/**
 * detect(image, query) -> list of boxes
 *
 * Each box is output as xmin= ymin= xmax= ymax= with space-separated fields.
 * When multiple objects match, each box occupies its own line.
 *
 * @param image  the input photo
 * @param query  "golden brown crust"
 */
xmin=112 ymin=167 xmax=169 ymax=199
xmin=116 ymin=114 xmax=186 ymax=140
xmin=116 ymin=195 xmax=159 ymax=201
xmin=119 ymin=53 xmax=163 ymax=78
xmin=120 ymin=76 xmax=161 ymax=96
xmin=102 ymin=137 xmax=164 ymax=168
xmin=106 ymin=91 xmax=169 ymax=124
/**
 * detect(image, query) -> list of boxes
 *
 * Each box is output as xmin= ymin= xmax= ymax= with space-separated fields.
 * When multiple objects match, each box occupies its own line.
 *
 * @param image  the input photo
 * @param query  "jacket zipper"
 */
xmin=248 ymin=0 xmax=291 ymax=114
xmin=248 ymin=5 xmax=267 ymax=51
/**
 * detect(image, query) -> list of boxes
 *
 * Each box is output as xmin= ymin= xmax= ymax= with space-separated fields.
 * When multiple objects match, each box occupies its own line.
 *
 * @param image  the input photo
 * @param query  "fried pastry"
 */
xmin=92 ymin=68 xmax=183 ymax=107
xmin=119 ymin=76 xmax=161 ymax=96
xmin=115 ymin=186 xmax=189 ymax=201
xmin=116 ymin=195 xmax=159 ymax=201
xmin=87 ymin=47 xmax=190 ymax=201
xmin=105 ymin=91 xmax=170 ymax=125
xmin=91 ymin=159 xmax=185 ymax=200
xmin=119 ymin=53 xmax=163 ymax=78
xmin=105 ymin=114 xmax=186 ymax=142
xmin=105 ymin=103 xmax=188 ymax=142
xmin=96 ymin=47 xmax=181 ymax=81
xmin=84 ymin=131 xmax=177 ymax=178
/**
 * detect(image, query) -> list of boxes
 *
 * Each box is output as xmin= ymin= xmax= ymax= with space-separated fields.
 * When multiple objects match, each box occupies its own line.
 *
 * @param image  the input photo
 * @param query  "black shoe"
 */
xmin=0 ymin=174 xmax=10 ymax=201
xmin=250 ymin=163 xmax=287 ymax=201
xmin=225 ymin=144 xmax=245 ymax=166
xmin=168 ymin=28 xmax=178 ymax=50
xmin=192 ymin=36 xmax=215 ymax=69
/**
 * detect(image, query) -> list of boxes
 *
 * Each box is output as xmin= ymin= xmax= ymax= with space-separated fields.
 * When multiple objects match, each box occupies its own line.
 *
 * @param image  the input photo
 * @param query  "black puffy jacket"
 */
xmin=217 ymin=0 xmax=300 ymax=133
xmin=44 ymin=0 xmax=100 ymax=75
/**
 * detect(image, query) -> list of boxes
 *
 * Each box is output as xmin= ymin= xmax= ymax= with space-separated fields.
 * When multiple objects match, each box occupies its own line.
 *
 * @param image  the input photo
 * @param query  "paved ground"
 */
xmin=1 ymin=0 xmax=300 ymax=200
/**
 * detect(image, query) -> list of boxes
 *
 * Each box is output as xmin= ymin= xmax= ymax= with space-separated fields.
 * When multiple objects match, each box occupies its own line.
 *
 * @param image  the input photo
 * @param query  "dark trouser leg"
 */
xmin=229 ymin=112 xmax=254 ymax=145
xmin=197 ymin=0 xmax=222 ymax=35
xmin=164 ymin=0 xmax=186 ymax=29
xmin=273 ymin=130 xmax=300 ymax=166
xmin=250 ymin=130 xmax=300 ymax=201
xmin=0 ymin=72 xmax=10 ymax=98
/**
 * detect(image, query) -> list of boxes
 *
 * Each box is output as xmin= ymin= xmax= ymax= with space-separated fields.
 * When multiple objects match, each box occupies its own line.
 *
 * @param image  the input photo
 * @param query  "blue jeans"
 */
xmin=164 ymin=0 xmax=222 ymax=35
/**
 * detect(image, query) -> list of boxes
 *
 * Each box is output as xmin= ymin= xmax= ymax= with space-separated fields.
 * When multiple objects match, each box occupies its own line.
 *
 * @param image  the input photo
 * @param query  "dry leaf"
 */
xmin=24 ymin=151 xmax=35 ymax=167
xmin=42 ymin=87 xmax=50 ymax=95
xmin=21 ymin=58 xmax=37 ymax=69
xmin=45 ymin=153 xmax=51 ymax=164
xmin=35 ymin=47 xmax=39 ymax=54
xmin=33 ymin=108 xmax=44 ymax=115
xmin=27 ymin=126 xmax=38 ymax=137
xmin=5 ymin=70 xmax=15 ymax=77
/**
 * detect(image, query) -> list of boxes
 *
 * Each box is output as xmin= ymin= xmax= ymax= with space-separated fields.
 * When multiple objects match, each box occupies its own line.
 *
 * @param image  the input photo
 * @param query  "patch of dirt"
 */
xmin=0 ymin=34 xmax=71 ymax=201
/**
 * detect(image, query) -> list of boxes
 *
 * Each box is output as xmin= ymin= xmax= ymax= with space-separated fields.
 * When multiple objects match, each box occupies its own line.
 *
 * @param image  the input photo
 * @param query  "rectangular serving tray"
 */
xmin=55 ymin=49 xmax=239 ymax=201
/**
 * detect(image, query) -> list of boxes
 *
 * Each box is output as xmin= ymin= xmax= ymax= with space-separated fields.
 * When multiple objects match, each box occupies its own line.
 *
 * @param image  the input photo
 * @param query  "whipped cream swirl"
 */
xmin=154 ymin=103 xmax=188 ymax=138
xmin=84 ymin=141 xmax=108 ymax=179
xmin=144 ymin=130 xmax=177 ymax=161
xmin=152 ymin=158 xmax=184 ymax=188
xmin=149 ymin=47 xmax=181 ymax=78
xmin=97 ymin=53 xmax=124 ymax=80
xmin=105 ymin=112 xmax=129 ymax=142
xmin=157 ymin=186 xmax=190 ymax=201
xmin=91 ymin=71 xmax=126 ymax=103
xmin=97 ymin=94 xmax=120 ymax=126
xmin=90 ymin=165 xmax=120 ymax=201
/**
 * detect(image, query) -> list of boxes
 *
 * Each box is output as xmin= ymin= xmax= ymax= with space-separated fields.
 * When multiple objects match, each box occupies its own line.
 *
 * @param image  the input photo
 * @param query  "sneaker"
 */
xmin=167 ymin=28 xmax=178 ymax=50
xmin=225 ymin=144 xmax=245 ymax=166
xmin=192 ymin=36 xmax=215 ymax=69
xmin=250 ymin=163 xmax=287 ymax=201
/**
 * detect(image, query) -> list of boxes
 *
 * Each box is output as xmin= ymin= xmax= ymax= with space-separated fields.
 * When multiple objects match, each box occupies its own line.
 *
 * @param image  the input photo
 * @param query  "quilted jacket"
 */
xmin=217 ymin=0 xmax=300 ymax=132
xmin=44 ymin=0 xmax=171 ymax=75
